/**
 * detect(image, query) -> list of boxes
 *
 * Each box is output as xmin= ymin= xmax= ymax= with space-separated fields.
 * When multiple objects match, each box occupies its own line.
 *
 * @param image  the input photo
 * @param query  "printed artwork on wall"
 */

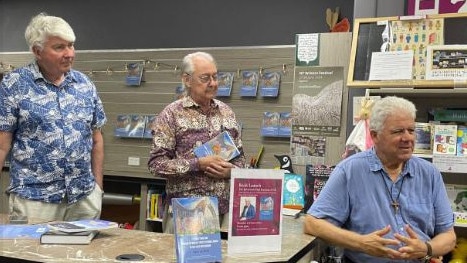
xmin=389 ymin=18 xmax=444 ymax=79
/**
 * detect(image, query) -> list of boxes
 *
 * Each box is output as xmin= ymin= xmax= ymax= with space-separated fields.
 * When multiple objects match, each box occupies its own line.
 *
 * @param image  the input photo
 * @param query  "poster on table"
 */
xmin=228 ymin=169 xmax=284 ymax=254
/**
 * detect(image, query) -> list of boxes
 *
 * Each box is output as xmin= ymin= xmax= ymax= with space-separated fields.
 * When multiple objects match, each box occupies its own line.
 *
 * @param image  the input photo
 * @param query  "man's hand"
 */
xmin=360 ymin=225 xmax=404 ymax=259
xmin=199 ymin=156 xmax=235 ymax=179
xmin=394 ymin=225 xmax=431 ymax=260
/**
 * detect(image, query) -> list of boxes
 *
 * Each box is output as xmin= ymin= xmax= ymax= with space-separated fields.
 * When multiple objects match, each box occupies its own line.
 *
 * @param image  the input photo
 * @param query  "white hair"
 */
xmin=25 ymin=12 xmax=76 ymax=51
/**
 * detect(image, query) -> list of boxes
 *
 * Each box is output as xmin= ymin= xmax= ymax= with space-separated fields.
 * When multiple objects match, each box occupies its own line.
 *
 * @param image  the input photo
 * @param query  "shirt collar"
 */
xmin=367 ymin=147 xmax=414 ymax=178
xmin=29 ymin=60 xmax=76 ymax=84
xmin=181 ymin=96 xmax=219 ymax=110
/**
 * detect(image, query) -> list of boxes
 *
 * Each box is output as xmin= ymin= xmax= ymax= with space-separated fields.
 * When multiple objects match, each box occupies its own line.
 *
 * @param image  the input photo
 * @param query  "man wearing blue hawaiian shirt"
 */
xmin=0 ymin=13 xmax=107 ymax=222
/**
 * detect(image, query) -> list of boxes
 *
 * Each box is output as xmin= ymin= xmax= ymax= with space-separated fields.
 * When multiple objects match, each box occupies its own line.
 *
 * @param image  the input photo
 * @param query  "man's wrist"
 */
xmin=419 ymin=241 xmax=433 ymax=262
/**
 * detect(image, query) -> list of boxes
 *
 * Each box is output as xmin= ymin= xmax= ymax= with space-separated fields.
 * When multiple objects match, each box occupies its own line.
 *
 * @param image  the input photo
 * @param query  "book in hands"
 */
xmin=40 ymin=230 xmax=99 ymax=245
xmin=193 ymin=131 xmax=240 ymax=161
xmin=47 ymin=219 xmax=118 ymax=233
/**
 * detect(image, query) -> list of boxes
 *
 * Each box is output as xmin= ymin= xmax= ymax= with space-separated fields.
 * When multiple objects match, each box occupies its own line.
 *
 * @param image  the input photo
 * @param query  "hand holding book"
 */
xmin=199 ymin=155 xmax=235 ymax=179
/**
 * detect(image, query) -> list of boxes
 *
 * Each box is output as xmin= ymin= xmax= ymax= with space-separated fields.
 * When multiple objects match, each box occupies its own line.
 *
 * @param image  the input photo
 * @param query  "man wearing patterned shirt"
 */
xmin=0 ymin=13 xmax=106 ymax=222
xmin=148 ymin=52 xmax=246 ymax=233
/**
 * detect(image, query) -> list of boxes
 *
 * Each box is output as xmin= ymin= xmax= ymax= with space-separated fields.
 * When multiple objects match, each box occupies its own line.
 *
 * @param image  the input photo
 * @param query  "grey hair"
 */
xmin=369 ymin=96 xmax=417 ymax=132
xmin=25 ymin=12 xmax=76 ymax=51
xmin=180 ymin=52 xmax=217 ymax=90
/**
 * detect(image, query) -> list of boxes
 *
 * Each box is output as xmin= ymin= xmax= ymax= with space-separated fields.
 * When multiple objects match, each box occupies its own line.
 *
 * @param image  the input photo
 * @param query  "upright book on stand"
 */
xmin=282 ymin=173 xmax=305 ymax=216
xmin=433 ymin=124 xmax=457 ymax=155
xmin=172 ymin=196 xmax=222 ymax=263
xmin=228 ymin=169 xmax=284 ymax=255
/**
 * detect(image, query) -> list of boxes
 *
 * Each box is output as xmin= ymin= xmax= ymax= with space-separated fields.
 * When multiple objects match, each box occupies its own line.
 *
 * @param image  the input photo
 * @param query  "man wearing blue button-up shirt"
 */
xmin=0 ymin=13 xmax=106 ymax=222
xmin=305 ymin=96 xmax=456 ymax=262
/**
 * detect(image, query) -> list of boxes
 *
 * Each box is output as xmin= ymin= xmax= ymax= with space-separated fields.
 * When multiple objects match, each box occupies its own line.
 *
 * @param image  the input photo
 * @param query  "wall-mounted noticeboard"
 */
xmin=347 ymin=13 xmax=467 ymax=88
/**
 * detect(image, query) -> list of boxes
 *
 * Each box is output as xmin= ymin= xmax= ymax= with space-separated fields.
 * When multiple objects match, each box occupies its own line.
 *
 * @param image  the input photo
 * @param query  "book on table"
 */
xmin=47 ymin=219 xmax=118 ymax=233
xmin=172 ymin=196 xmax=222 ymax=263
xmin=0 ymin=224 xmax=48 ymax=239
xmin=282 ymin=173 xmax=305 ymax=216
xmin=40 ymin=230 xmax=99 ymax=245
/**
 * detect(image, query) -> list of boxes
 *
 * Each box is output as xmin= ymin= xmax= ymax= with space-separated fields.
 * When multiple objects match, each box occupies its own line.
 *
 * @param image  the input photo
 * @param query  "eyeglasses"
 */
xmin=186 ymin=73 xmax=218 ymax=84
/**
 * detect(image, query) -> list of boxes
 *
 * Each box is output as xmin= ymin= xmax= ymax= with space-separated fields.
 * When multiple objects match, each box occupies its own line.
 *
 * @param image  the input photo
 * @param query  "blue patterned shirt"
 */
xmin=0 ymin=61 xmax=107 ymax=204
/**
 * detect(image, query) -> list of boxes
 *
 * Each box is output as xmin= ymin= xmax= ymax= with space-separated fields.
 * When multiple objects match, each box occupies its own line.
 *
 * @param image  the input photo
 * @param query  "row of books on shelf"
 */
xmin=218 ymin=71 xmax=281 ymax=97
xmin=415 ymin=122 xmax=467 ymax=156
xmin=261 ymin=111 xmax=292 ymax=137
xmin=124 ymin=65 xmax=282 ymax=98
xmin=114 ymin=114 xmax=156 ymax=139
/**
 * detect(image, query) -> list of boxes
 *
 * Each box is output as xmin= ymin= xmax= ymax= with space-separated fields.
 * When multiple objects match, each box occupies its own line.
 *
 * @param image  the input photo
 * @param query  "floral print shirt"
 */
xmin=148 ymin=96 xmax=245 ymax=214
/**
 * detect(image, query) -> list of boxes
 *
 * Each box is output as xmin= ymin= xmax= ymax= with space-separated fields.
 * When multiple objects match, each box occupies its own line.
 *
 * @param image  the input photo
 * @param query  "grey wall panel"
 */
xmin=0 ymin=37 xmax=351 ymax=179
xmin=0 ymin=0 xmax=354 ymax=52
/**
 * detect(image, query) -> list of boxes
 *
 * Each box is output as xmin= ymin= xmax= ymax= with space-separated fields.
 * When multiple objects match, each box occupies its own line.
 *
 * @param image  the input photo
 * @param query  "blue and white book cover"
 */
xmin=261 ymin=112 xmax=280 ymax=137
xmin=259 ymin=72 xmax=281 ymax=97
xmin=193 ymin=131 xmax=240 ymax=161
xmin=143 ymin=114 xmax=157 ymax=139
xmin=216 ymin=72 xmax=234 ymax=97
xmin=259 ymin=196 xmax=275 ymax=221
xmin=278 ymin=112 xmax=292 ymax=137
xmin=114 ymin=115 xmax=146 ymax=138
xmin=0 ymin=225 xmax=48 ymax=239
xmin=126 ymin=62 xmax=144 ymax=86
xmin=114 ymin=115 xmax=132 ymax=137
xmin=47 ymin=219 xmax=118 ymax=233
xmin=239 ymin=71 xmax=259 ymax=97
xmin=172 ymin=196 xmax=222 ymax=263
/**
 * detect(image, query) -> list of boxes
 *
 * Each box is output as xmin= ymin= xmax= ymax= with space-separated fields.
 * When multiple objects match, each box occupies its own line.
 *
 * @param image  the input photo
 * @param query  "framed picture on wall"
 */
xmin=425 ymin=45 xmax=467 ymax=80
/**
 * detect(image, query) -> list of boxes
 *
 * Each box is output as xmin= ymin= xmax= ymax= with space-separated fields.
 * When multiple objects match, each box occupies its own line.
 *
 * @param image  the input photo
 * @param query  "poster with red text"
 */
xmin=228 ymin=169 xmax=284 ymax=255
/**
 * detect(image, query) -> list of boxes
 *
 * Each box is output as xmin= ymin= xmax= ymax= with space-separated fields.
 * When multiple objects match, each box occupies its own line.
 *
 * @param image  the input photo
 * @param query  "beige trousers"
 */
xmin=9 ymin=184 xmax=103 ymax=222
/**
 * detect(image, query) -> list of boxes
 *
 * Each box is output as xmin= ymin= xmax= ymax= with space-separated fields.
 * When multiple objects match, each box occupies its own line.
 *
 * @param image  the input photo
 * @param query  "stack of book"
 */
xmin=40 ymin=219 xmax=118 ymax=245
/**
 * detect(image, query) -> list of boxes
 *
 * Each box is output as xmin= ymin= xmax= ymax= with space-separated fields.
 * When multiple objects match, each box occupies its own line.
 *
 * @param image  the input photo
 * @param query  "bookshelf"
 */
xmin=347 ymin=13 xmax=467 ymax=236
